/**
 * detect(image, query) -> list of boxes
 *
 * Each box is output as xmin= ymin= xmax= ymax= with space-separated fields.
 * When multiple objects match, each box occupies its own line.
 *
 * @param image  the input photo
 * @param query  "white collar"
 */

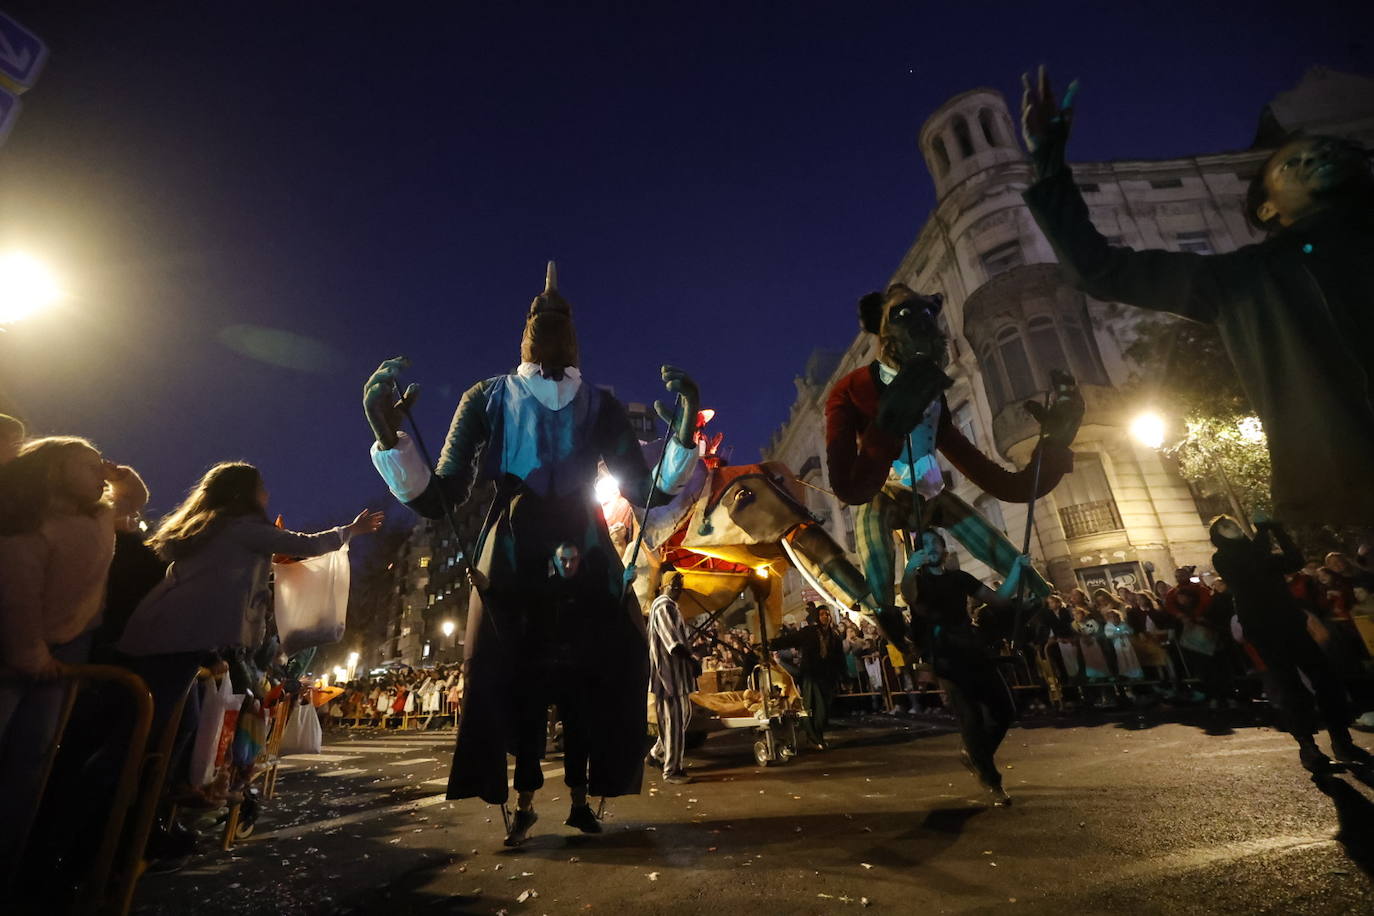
xmin=876 ymin=361 xmax=898 ymax=384
xmin=516 ymin=361 xmax=582 ymax=410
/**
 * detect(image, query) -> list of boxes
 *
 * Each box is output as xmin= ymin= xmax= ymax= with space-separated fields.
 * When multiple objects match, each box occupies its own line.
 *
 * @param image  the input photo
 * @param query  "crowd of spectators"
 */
xmin=0 ymin=413 xmax=382 ymax=893
xmin=327 ymin=667 xmax=462 ymax=726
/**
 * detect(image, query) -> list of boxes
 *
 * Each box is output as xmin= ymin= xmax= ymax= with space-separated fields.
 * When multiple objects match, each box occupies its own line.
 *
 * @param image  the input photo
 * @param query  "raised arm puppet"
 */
xmin=1020 ymin=67 xmax=1374 ymax=526
xmin=363 ymin=263 xmax=700 ymax=845
xmin=825 ymin=284 xmax=1083 ymax=637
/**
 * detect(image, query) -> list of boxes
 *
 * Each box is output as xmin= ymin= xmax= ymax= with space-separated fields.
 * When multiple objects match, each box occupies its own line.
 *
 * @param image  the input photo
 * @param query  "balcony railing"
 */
xmin=1059 ymin=499 xmax=1124 ymax=539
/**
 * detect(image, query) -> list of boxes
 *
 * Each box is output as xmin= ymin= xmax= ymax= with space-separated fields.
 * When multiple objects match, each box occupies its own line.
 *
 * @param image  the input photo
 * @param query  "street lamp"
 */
xmin=1129 ymin=411 xmax=1166 ymax=450
xmin=0 ymin=251 xmax=62 ymax=326
xmin=441 ymin=620 xmax=456 ymax=638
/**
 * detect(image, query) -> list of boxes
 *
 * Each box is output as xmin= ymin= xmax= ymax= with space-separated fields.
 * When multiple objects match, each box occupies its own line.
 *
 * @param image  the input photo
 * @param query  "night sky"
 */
xmin=0 ymin=1 xmax=1366 ymax=529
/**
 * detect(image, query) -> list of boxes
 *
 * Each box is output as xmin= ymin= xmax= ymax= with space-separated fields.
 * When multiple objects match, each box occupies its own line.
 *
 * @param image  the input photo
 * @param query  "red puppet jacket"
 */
xmin=825 ymin=362 xmax=1074 ymax=507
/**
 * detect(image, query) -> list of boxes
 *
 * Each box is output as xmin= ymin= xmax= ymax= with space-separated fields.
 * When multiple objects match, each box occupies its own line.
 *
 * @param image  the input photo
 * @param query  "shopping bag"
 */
xmin=280 ymin=699 xmax=323 ymax=756
xmin=274 ymin=543 xmax=351 ymax=654
xmin=232 ymin=695 xmax=267 ymax=768
xmin=1178 ymin=619 xmax=1218 ymax=656
xmin=188 ymin=674 xmax=237 ymax=787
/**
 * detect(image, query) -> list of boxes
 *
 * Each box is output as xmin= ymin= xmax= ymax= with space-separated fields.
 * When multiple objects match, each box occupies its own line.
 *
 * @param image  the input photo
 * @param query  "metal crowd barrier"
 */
xmin=0 ymin=663 xmax=203 ymax=916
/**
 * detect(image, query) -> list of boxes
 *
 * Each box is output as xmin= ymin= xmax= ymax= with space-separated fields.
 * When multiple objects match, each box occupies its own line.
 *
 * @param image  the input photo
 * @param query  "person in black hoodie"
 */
xmin=1020 ymin=67 xmax=1374 ymax=528
xmin=1209 ymin=514 xmax=1372 ymax=772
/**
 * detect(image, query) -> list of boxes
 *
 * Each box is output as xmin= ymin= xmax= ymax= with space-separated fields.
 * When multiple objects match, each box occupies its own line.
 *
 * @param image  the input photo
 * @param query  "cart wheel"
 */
xmin=753 ymin=739 xmax=774 ymax=767
xmin=235 ymin=797 xmax=260 ymax=839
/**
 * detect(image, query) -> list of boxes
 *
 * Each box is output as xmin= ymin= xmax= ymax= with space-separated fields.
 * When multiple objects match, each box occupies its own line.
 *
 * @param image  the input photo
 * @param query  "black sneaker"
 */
xmin=664 ymin=770 xmax=692 ymax=785
xmin=1299 ymin=742 xmax=1333 ymax=774
xmin=565 ymin=804 xmax=602 ymax=834
xmin=1332 ymin=740 xmax=1374 ymax=766
xmin=503 ymin=808 xmax=538 ymax=847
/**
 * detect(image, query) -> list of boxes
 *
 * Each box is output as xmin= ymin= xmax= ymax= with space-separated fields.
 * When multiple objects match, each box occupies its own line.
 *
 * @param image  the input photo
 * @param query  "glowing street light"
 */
xmin=0 ymin=251 xmax=62 ymax=325
xmin=441 ymin=619 xmax=456 ymax=638
xmin=594 ymin=473 xmax=621 ymax=506
xmin=1129 ymin=411 xmax=1166 ymax=450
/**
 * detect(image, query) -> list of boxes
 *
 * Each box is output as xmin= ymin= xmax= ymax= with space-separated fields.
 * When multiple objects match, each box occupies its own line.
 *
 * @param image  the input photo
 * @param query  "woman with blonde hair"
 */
xmin=0 ymin=436 xmax=147 ymax=878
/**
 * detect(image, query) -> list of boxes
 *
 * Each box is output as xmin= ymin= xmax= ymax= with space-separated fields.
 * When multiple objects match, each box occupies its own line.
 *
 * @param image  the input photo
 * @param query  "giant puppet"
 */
xmin=825 ymin=283 xmax=1084 ymax=634
xmin=363 ymin=263 xmax=701 ymax=846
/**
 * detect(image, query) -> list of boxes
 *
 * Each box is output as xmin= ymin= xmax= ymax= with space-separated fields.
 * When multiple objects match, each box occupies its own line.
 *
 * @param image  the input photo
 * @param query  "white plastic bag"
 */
xmin=280 ymin=698 xmax=323 ymax=756
xmin=274 ymin=544 xmax=350 ymax=654
xmin=188 ymin=674 xmax=242 ymax=788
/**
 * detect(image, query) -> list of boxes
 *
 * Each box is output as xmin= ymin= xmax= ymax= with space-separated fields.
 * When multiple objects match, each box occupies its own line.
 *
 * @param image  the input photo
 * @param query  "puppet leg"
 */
xmin=854 ymin=487 xmax=901 ymax=607
xmin=927 ymin=490 xmax=1051 ymax=597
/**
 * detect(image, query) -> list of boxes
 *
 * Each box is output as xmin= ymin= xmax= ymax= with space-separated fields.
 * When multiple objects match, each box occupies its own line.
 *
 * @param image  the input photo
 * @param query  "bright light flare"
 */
xmin=754 ymin=567 xmax=769 ymax=578
xmin=441 ymin=619 xmax=456 ymax=637
xmin=1130 ymin=411 xmax=1166 ymax=450
xmin=0 ymin=252 xmax=62 ymax=324
xmin=1237 ymin=416 xmax=1265 ymax=444
xmin=594 ymin=473 xmax=621 ymax=505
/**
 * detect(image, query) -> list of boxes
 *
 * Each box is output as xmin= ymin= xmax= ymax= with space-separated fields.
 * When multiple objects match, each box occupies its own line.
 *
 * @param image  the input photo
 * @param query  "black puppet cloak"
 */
xmin=401 ymin=373 xmax=672 ymax=805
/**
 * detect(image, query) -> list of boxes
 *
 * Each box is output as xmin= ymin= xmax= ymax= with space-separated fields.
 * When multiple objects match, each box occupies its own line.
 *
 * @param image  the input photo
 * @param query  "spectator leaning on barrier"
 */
xmin=116 ymin=461 xmax=382 ymax=796
xmin=0 ymin=436 xmax=148 ymax=887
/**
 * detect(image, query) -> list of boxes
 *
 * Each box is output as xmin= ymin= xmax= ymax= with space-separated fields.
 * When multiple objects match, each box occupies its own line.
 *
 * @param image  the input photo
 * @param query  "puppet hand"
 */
xmin=363 ymin=357 xmax=420 ymax=450
xmin=657 ymin=365 xmax=701 ymax=448
xmin=623 ymin=567 xmax=637 ymax=588
xmin=1020 ymin=65 xmax=1078 ymax=179
xmin=875 ymin=359 xmax=952 ymax=437
xmin=1023 ymin=369 xmax=1084 ymax=450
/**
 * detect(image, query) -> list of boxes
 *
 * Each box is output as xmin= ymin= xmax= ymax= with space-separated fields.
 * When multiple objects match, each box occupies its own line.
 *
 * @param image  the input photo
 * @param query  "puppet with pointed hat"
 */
xmin=363 ymin=263 xmax=701 ymax=846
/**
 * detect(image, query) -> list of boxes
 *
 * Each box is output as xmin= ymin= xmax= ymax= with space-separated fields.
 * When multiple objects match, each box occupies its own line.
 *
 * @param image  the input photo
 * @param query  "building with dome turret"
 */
xmin=764 ymin=67 xmax=1374 ymax=614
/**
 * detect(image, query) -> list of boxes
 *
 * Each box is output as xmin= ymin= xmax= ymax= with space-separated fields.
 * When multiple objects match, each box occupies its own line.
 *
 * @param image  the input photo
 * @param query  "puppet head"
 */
xmin=1246 ymin=133 xmax=1374 ymax=231
xmin=521 ymin=261 xmax=580 ymax=378
xmin=858 ymin=284 xmax=948 ymax=370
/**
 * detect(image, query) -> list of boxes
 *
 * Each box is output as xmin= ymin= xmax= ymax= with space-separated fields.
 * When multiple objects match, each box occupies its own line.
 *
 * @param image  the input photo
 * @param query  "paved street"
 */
xmin=131 ymin=710 xmax=1374 ymax=915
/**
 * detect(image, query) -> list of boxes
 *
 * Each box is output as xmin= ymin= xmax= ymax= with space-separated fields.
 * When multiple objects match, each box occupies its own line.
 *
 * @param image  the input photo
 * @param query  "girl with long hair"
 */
xmin=116 ymin=462 xmax=382 ymax=796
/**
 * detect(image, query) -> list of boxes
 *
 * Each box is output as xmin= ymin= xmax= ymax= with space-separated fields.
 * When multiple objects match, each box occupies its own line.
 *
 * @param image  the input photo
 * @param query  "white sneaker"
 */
xmin=1357 ymin=711 xmax=1374 ymax=728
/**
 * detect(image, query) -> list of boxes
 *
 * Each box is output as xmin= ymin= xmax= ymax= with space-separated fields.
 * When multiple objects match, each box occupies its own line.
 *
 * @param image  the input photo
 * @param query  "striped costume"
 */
xmin=648 ymin=594 xmax=697 ymax=777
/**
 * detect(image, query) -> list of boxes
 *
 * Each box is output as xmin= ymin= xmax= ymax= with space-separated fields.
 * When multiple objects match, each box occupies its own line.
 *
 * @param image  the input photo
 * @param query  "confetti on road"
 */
xmin=647 ymin=872 xmax=660 ymax=881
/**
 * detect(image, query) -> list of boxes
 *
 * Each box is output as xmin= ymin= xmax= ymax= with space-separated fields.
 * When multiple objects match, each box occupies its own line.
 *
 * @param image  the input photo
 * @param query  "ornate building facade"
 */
xmin=765 ymin=68 xmax=1374 ymax=615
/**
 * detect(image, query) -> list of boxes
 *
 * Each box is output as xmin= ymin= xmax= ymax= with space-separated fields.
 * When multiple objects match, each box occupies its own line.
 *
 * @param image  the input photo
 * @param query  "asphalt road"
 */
xmin=129 ymin=707 xmax=1374 ymax=915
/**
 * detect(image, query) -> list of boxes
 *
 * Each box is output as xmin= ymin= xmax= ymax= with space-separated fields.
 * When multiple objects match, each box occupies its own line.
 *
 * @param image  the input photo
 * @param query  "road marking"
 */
xmin=279 ymin=754 xmax=360 ymax=764
xmin=319 ymin=767 xmax=370 ymax=777
xmin=389 ymin=757 xmax=440 ymax=766
xmin=319 ymin=745 xmax=431 ymax=755
xmin=1195 ymin=745 xmax=1295 ymax=758
xmin=1119 ymin=833 xmax=1335 ymax=882
xmin=248 ymin=793 xmax=451 ymax=843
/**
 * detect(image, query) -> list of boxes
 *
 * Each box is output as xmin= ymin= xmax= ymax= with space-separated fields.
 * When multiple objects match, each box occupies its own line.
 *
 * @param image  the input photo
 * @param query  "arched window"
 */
xmin=1060 ymin=317 xmax=1108 ymax=385
xmin=978 ymin=108 xmax=999 ymax=148
xmin=952 ymin=116 xmax=975 ymax=158
xmin=930 ymin=136 xmax=950 ymax=176
xmin=996 ymin=325 xmax=1035 ymax=403
xmin=980 ymin=343 xmax=1009 ymax=412
xmin=1027 ymin=315 xmax=1069 ymax=384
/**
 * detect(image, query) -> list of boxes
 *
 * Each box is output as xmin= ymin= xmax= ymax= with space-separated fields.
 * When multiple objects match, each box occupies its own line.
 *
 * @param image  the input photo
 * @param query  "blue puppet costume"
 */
xmin=364 ymin=263 xmax=699 ymax=844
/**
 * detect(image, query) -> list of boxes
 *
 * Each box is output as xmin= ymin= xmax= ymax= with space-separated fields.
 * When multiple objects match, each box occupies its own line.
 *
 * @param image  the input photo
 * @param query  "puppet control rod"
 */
xmin=620 ymin=394 xmax=685 ymax=604
xmin=1009 ymin=386 xmax=1054 ymax=651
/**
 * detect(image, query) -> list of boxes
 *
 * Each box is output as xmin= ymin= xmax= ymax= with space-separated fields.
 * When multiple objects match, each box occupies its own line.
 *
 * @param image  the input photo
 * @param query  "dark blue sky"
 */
xmin=0 ymin=1 xmax=1366 ymax=527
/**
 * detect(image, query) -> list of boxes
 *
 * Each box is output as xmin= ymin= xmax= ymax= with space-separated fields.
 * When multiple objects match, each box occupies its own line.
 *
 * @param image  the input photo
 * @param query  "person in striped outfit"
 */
xmin=648 ymin=568 xmax=700 ymax=785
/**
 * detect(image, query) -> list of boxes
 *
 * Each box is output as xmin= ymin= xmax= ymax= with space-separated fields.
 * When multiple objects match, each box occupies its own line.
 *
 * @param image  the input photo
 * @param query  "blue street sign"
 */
xmin=0 ymin=85 xmax=19 ymax=147
xmin=0 ymin=11 xmax=47 ymax=91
